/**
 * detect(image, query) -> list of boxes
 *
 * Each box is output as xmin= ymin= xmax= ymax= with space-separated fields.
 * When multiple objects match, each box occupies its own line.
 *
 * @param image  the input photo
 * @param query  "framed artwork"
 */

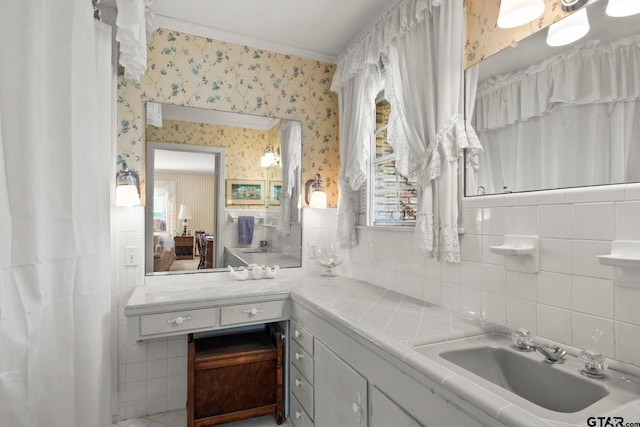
xmin=269 ymin=181 xmax=283 ymax=206
xmin=226 ymin=179 xmax=265 ymax=205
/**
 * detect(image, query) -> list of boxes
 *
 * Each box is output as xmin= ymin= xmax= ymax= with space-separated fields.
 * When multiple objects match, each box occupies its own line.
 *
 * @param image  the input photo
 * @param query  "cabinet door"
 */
xmin=370 ymin=386 xmax=422 ymax=427
xmin=314 ymin=341 xmax=367 ymax=427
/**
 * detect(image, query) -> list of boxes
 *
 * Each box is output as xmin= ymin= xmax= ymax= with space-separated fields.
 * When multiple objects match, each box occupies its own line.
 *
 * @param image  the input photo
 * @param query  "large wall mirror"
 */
xmin=465 ymin=0 xmax=640 ymax=196
xmin=145 ymin=103 xmax=302 ymax=275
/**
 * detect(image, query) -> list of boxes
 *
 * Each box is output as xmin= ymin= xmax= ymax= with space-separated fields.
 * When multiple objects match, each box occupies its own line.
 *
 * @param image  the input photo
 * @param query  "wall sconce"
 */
xmin=560 ymin=0 xmax=588 ymax=12
xmin=260 ymin=144 xmax=280 ymax=168
xmin=178 ymin=204 xmax=192 ymax=236
xmin=606 ymin=0 xmax=640 ymax=17
xmin=305 ymin=174 xmax=327 ymax=209
xmin=115 ymin=162 xmax=141 ymax=207
xmin=546 ymin=8 xmax=590 ymax=46
xmin=497 ymin=0 xmax=545 ymax=28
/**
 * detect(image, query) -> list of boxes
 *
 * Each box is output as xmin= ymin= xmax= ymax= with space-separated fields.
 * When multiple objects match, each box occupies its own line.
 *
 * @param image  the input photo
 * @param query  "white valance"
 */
xmin=475 ymin=35 xmax=640 ymax=132
xmin=330 ymin=0 xmax=432 ymax=91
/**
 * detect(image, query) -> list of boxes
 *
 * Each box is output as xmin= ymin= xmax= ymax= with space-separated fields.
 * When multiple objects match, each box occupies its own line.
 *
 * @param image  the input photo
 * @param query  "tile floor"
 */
xmin=112 ymin=409 xmax=289 ymax=427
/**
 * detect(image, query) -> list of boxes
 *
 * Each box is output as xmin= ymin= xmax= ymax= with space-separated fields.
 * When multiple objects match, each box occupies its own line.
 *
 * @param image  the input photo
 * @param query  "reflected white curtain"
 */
xmin=385 ymin=0 xmax=481 ymax=262
xmin=474 ymin=35 xmax=640 ymax=194
xmin=0 ymin=1 xmax=114 ymax=426
xmin=154 ymin=181 xmax=176 ymax=235
xmin=116 ymin=0 xmax=156 ymax=81
xmin=276 ymin=120 xmax=302 ymax=235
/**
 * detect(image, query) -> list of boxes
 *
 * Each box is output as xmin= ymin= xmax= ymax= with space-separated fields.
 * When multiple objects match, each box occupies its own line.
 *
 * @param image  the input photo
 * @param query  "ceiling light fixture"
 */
xmin=546 ymin=8 xmax=591 ymax=47
xmin=497 ymin=0 xmax=546 ymax=28
xmin=606 ymin=0 xmax=640 ymax=17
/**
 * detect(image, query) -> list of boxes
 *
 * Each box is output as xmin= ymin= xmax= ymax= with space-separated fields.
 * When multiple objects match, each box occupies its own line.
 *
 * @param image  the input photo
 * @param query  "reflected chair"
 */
xmin=195 ymin=231 xmax=207 ymax=269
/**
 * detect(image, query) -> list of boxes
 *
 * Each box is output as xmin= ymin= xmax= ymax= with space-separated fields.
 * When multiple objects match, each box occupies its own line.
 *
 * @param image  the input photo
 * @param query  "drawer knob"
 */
xmin=241 ymin=308 xmax=264 ymax=316
xmin=166 ymin=315 xmax=191 ymax=326
xmin=295 ymin=411 xmax=302 ymax=419
xmin=295 ymin=352 xmax=305 ymax=360
xmin=295 ymin=378 xmax=303 ymax=387
xmin=294 ymin=330 xmax=302 ymax=339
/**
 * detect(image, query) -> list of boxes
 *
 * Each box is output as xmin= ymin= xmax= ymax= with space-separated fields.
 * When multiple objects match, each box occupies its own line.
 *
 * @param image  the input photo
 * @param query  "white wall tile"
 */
xmin=438 ymin=262 xmax=457 ymax=283
xmin=616 ymin=201 xmax=640 ymax=240
xmin=538 ymin=205 xmax=572 ymax=239
xmin=147 ymin=377 xmax=168 ymax=399
xmin=459 ymin=287 xmax=482 ymax=317
xmin=615 ymin=286 xmax=640 ymax=325
xmin=507 ymin=298 xmax=537 ymax=333
xmin=126 ymin=362 xmax=147 ymax=383
xmin=506 ymin=271 xmax=536 ymax=302
xmin=147 ymin=359 xmax=168 ymax=380
xmin=537 ymin=272 xmax=572 ymax=309
xmin=572 ymin=276 xmax=614 ymax=318
xmin=460 ymin=261 xmax=483 ymax=289
xmin=440 ymin=284 xmax=460 ymax=310
xmin=168 ymin=357 xmax=187 ymax=377
xmin=482 ymin=263 xmax=507 ymax=295
xmin=462 ymin=196 xmax=483 ymax=208
xmin=423 ymin=278 xmax=442 ymax=305
xmin=565 ymin=185 xmax=626 ymax=203
xmin=126 ymin=343 xmax=148 ymax=364
xmin=572 ymin=203 xmax=616 ymax=241
xmin=616 ymin=322 xmax=640 ymax=366
xmin=572 ymin=240 xmax=612 ymax=280
xmin=147 ymin=340 xmax=168 ymax=361
xmin=626 ymin=183 xmax=640 ymax=200
xmin=482 ymin=292 xmax=507 ymax=325
xmin=460 ymin=234 xmax=483 ymax=262
xmin=461 ymin=208 xmax=483 ymax=235
xmin=483 ymin=207 xmax=508 ymax=235
xmin=518 ymin=189 xmax=565 ymax=206
xmin=539 ymin=238 xmax=572 ymax=274
xmin=572 ymin=313 xmax=614 ymax=357
xmin=507 ymin=206 xmax=537 ymax=235
xmin=482 ymin=194 xmax=516 ymax=207
xmin=146 ymin=396 xmax=167 ymax=416
xmin=124 ymin=380 xmax=147 ymax=403
xmin=537 ymin=305 xmax=572 ymax=344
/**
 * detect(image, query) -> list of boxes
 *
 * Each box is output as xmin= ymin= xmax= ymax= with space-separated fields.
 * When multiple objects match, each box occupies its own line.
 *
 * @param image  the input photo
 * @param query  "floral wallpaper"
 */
xmin=147 ymin=119 xmax=282 ymax=183
xmin=465 ymin=0 xmax=571 ymax=67
xmin=117 ymin=29 xmax=339 ymax=205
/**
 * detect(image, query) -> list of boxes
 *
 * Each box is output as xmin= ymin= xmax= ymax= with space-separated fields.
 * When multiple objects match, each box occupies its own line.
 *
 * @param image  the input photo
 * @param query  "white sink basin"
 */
xmin=414 ymin=334 xmax=640 ymax=424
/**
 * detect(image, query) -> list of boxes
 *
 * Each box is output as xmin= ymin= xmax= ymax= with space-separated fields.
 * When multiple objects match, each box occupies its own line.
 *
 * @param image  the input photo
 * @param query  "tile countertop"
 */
xmin=124 ymin=275 xmax=640 ymax=427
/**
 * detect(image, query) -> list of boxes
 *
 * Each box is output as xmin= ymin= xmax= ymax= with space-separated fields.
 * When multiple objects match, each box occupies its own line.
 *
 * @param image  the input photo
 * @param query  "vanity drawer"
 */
xmin=291 ymin=339 xmax=314 ymax=385
xmin=290 ymin=364 xmax=314 ymax=418
xmin=291 ymin=319 xmax=314 ymax=355
xmin=220 ymin=300 xmax=286 ymax=326
xmin=140 ymin=307 xmax=218 ymax=336
xmin=290 ymin=395 xmax=314 ymax=427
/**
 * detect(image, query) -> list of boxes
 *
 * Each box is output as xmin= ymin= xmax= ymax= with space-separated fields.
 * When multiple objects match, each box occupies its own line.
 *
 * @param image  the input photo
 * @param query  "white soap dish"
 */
xmin=489 ymin=235 xmax=539 ymax=273
xmin=598 ymin=241 xmax=640 ymax=288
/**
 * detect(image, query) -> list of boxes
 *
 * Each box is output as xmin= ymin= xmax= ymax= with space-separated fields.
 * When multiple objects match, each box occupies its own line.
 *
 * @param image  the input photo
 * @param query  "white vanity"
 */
xmin=125 ymin=275 xmax=640 ymax=427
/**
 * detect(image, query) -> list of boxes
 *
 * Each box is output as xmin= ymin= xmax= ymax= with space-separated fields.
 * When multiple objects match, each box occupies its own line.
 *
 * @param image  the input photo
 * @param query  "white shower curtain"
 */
xmin=0 ymin=1 xmax=114 ymax=426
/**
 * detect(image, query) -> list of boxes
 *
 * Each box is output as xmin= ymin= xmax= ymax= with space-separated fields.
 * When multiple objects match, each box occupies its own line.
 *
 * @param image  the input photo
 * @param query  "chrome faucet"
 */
xmin=535 ymin=343 xmax=567 ymax=364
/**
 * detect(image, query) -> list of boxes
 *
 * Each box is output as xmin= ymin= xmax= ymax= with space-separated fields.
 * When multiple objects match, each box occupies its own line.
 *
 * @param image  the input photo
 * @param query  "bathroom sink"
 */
xmin=414 ymin=334 xmax=640 ymax=424
xmin=439 ymin=346 xmax=608 ymax=412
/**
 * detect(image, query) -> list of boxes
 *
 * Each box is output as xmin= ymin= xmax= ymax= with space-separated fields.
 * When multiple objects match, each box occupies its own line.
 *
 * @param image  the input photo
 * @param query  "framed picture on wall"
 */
xmin=226 ymin=179 xmax=265 ymax=205
xmin=269 ymin=181 xmax=282 ymax=206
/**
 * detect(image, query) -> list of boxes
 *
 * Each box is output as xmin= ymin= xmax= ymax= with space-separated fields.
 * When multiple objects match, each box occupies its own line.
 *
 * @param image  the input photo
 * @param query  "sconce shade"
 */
xmin=497 ymin=0 xmax=545 ymax=28
xmin=115 ymin=185 xmax=141 ymax=207
xmin=546 ymin=8 xmax=590 ymax=47
xmin=178 ymin=204 xmax=192 ymax=220
xmin=309 ymin=190 xmax=327 ymax=209
xmin=115 ymin=162 xmax=141 ymax=207
xmin=260 ymin=144 xmax=280 ymax=168
xmin=606 ymin=0 xmax=640 ymax=17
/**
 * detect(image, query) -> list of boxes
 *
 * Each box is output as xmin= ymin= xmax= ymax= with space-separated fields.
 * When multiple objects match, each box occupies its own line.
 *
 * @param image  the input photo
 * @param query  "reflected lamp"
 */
xmin=178 ymin=204 xmax=192 ymax=236
xmin=546 ymin=8 xmax=590 ymax=47
xmin=606 ymin=0 xmax=640 ymax=17
xmin=260 ymin=144 xmax=280 ymax=168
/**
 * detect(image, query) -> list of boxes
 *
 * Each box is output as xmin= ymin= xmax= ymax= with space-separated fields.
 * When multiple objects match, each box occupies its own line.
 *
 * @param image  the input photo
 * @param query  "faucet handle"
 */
xmin=579 ymin=349 xmax=607 ymax=379
xmin=512 ymin=328 xmax=535 ymax=352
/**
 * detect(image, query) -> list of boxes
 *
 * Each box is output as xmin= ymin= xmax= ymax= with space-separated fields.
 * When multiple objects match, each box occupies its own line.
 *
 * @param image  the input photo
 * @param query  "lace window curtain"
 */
xmin=276 ymin=120 xmax=302 ymax=235
xmin=473 ymin=35 xmax=640 ymax=194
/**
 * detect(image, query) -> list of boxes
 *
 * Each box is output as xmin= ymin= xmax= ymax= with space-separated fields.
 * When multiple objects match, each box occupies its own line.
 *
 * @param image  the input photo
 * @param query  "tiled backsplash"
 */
xmin=341 ymin=183 xmax=640 ymax=368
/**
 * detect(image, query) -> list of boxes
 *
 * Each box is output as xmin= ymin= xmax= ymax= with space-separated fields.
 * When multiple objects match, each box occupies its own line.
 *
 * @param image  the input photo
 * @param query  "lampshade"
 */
xmin=546 ymin=8 xmax=590 ymax=47
xmin=261 ymin=152 xmax=275 ymax=168
xmin=606 ymin=0 xmax=640 ymax=17
xmin=497 ymin=0 xmax=545 ymax=28
xmin=115 ymin=185 xmax=141 ymax=207
xmin=309 ymin=190 xmax=327 ymax=209
xmin=178 ymin=204 xmax=192 ymax=220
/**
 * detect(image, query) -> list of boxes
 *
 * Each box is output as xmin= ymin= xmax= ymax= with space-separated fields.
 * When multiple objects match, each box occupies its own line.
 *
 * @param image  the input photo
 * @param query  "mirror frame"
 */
xmin=145 ymin=141 xmax=226 ymax=275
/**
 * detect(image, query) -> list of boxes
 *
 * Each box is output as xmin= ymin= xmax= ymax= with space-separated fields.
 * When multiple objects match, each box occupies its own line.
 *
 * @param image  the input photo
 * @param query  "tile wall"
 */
xmin=340 ymin=183 xmax=640 ymax=368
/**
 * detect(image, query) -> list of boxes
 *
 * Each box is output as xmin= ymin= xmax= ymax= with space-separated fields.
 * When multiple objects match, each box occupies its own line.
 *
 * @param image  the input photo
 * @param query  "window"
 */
xmin=367 ymin=92 xmax=417 ymax=226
